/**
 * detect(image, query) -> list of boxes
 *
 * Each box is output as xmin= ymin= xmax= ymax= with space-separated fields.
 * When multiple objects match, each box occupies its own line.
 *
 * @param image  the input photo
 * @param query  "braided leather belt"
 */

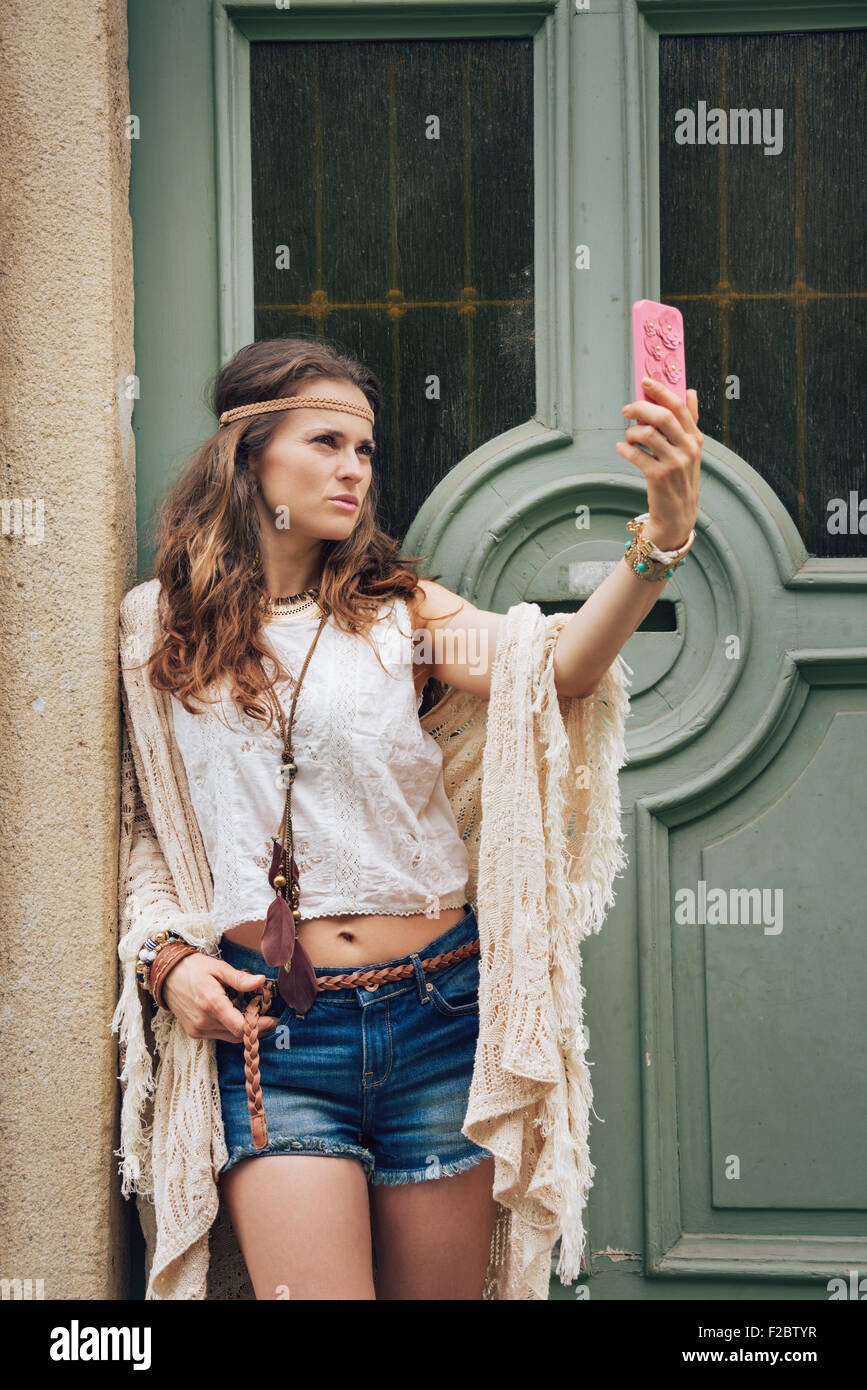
xmin=238 ymin=935 xmax=480 ymax=1151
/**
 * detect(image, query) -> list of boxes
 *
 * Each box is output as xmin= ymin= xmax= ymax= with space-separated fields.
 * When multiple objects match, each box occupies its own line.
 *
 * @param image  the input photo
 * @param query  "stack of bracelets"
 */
xmin=623 ymin=512 xmax=696 ymax=581
xmin=136 ymin=931 xmax=198 ymax=1009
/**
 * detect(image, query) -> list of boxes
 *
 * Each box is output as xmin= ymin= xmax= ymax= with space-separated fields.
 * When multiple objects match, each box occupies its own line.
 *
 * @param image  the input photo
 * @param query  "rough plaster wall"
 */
xmin=0 ymin=0 xmax=137 ymax=1298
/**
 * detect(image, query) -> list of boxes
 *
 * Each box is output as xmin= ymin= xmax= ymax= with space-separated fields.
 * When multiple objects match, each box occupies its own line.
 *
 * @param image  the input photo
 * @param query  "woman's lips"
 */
xmin=329 ymin=498 xmax=359 ymax=511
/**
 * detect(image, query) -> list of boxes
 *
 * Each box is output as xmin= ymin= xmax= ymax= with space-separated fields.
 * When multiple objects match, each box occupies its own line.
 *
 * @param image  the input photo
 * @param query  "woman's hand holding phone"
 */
xmin=617 ymin=299 xmax=703 ymax=551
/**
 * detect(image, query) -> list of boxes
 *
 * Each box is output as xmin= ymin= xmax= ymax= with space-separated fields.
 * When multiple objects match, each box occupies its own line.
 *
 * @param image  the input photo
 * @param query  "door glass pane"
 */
xmin=250 ymin=38 xmax=535 ymax=543
xmin=659 ymin=31 xmax=866 ymax=559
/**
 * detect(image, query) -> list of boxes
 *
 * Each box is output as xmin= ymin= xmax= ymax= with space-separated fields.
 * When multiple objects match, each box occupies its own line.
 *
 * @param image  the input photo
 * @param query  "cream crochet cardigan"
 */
xmin=113 ymin=577 xmax=631 ymax=1300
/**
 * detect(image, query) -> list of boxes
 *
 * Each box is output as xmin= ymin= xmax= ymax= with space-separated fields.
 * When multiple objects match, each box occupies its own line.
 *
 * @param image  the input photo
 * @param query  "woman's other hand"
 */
xmin=161 ymin=952 xmax=280 ymax=1043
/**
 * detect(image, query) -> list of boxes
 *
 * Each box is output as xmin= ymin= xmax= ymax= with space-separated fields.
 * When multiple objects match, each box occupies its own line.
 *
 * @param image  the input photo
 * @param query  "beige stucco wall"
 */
xmin=0 ymin=0 xmax=136 ymax=1298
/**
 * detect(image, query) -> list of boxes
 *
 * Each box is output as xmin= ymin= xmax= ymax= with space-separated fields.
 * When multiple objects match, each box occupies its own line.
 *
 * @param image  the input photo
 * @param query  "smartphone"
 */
xmin=631 ymin=299 xmax=687 ymax=404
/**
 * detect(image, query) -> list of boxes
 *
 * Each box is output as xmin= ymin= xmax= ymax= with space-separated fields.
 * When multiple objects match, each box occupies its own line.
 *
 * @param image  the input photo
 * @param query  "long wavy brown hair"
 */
xmin=133 ymin=336 xmax=459 ymax=726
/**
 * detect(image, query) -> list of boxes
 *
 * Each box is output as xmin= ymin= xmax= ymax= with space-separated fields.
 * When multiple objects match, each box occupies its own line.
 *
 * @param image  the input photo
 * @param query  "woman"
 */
xmin=120 ymin=335 xmax=702 ymax=1300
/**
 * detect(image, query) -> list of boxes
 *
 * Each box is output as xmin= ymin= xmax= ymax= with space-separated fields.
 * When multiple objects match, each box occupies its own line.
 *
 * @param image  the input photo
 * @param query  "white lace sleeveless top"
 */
xmin=169 ymin=596 xmax=470 ymax=927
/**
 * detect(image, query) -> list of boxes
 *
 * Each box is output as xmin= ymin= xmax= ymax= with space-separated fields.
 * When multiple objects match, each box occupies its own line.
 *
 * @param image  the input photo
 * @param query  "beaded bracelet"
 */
xmin=136 ymin=930 xmax=184 ymax=993
xmin=624 ymin=513 xmax=696 ymax=582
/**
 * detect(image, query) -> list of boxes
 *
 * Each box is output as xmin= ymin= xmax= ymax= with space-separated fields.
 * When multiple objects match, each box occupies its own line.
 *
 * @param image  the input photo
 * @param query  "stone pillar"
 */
xmin=0 ymin=0 xmax=136 ymax=1299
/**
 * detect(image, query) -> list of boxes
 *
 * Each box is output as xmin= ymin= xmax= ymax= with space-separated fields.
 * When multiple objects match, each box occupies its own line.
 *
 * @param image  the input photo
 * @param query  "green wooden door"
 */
xmin=128 ymin=0 xmax=867 ymax=1299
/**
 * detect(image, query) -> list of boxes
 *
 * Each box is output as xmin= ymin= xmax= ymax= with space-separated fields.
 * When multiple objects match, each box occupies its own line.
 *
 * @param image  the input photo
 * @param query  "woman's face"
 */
xmin=249 ymin=377 xmax=375 ymax=543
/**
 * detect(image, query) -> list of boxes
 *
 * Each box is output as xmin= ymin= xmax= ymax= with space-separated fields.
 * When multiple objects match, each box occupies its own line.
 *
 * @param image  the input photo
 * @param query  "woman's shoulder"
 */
xmin=119 ymin=577 xmax=162 ymax=628
xmin=118 ymin=580 xmax=164 ymax=668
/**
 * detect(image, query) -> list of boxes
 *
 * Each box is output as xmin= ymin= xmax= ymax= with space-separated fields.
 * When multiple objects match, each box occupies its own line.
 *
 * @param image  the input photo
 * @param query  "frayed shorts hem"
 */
xmin=219 ymin=1135 xmax=375 ymax=1180
xmin=369 ymin=1148 xmax=492 ymax=1186
xmin=218 ymin=1135 xmax=492 ymax=1186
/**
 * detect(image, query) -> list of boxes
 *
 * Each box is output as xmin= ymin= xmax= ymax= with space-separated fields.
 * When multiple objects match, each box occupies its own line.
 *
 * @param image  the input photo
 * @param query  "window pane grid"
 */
xmin=659 ymin=31 xmax=866 ymax=559
xmin=250 ymin=38 xmax=535 ymax=542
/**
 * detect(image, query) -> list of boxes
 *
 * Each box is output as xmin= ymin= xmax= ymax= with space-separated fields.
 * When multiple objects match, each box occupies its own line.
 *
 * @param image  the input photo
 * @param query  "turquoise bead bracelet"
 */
xmin=624 ymin=539 xmax=688 ymax=578
xmin=624 ymin=514 xmax=695 ymax=582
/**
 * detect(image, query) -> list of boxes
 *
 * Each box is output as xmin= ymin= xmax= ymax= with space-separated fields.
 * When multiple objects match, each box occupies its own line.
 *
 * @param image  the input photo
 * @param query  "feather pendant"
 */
xmin=276 ymin=944 xmax=318 ymax=1016
xmin=261 ymin=892 xmax=295 ymax=970
xmin=264 ymin=834 xmax=316 ymax=1012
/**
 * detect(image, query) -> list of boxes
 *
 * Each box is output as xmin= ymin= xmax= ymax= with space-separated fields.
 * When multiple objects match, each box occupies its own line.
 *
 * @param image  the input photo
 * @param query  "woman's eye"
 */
xmin=315 ymin=434 xmax=374 ymax=458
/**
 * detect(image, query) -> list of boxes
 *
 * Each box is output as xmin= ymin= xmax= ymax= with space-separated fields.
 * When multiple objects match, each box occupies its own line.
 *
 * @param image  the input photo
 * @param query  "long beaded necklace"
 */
xmin=257 ymin=582 xmax=329 ymax=1014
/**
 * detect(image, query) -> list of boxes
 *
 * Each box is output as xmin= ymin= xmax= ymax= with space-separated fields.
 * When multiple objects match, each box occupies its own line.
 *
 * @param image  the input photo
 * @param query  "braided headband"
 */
xmin=219 ymin=395 xmax=375 ymax=428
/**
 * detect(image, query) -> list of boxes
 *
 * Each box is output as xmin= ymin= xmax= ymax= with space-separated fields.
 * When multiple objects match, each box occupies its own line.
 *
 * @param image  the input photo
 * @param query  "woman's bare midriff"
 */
xmin=223 ymin=904 xmax=470 ymax=968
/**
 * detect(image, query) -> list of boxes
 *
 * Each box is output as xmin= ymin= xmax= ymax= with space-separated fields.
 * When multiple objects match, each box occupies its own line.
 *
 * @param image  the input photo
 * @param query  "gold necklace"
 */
xmin=248 ymin=549 xmax=324 ymax=620
xmin=263 ymin=586 xmax=322 ymax=621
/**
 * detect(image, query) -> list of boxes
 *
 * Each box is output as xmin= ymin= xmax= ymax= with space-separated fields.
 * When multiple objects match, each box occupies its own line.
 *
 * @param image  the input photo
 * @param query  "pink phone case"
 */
xmin=632 ymin=299 xmax=687 ymax=404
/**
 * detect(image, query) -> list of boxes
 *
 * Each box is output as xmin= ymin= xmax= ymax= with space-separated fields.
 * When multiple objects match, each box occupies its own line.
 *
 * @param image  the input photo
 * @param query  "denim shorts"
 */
xmin=214 ymin=904 xmax=493 ymax=1184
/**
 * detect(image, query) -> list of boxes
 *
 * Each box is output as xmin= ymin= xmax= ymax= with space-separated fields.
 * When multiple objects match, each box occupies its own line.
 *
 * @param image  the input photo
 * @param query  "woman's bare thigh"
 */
xmin=369 ymin=1158 xmax=497 ymax=1300
xmin=219 ymin=1154 xmax=376 ymax=1300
